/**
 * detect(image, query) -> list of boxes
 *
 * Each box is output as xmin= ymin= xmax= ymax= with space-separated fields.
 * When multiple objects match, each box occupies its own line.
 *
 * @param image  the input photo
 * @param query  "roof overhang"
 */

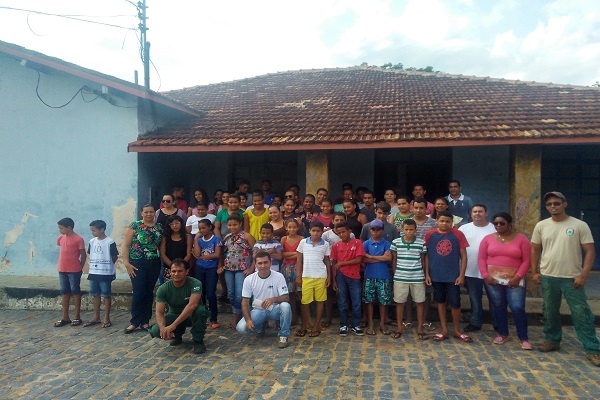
xmin=128 ymin=136 xmax=600 ymax=152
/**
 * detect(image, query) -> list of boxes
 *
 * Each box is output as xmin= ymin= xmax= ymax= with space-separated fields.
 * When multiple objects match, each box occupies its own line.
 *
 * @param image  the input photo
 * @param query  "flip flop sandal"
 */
xmin=433 ymin=333 xmax=448 ymax=341
xmin=82 ymin=321 xmax=101 ymax=328
xmin=391 ymin=331 xmax=403 ymax=339
xmin=295 ymin=329 xmax=308 ymax=337
xmin=455 ymin=333 xmax=473 ymax=343
xmin=71 ymin=319 xmax=82 ymax=327
xmin=365 ymin=329 xmax=376 ymax=336
xmin=54 ymin=319 xmax=72 ymax=327
xmin=418 ymin=332 xmax=429 ymax=340
xmin=379 ymin=328 xmax=391 ymax=335
xmin=308 ymin=330 xmax=321 ymax=337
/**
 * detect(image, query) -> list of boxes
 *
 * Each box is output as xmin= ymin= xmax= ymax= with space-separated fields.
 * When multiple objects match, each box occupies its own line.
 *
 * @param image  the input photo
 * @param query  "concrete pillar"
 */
xmin=305 ymin=150 xmax=329 ymax=195
xmin=509 ymin=144 xmax=541 ymax=296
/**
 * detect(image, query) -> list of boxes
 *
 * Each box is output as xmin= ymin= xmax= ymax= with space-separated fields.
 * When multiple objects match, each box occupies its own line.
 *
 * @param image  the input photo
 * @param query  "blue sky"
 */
xmin=1 ymin=0 xmax=599 ymax=90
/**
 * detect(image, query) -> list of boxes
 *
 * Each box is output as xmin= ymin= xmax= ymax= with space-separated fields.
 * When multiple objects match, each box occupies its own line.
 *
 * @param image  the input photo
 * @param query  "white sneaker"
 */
xmin=278 ymin=336 xmax=289 ymax=348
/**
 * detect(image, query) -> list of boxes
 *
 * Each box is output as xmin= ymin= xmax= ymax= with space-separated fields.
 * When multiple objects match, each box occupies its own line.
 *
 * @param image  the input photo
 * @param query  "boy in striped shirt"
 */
xmin=391 ymin=219 xmax=428 ymax=340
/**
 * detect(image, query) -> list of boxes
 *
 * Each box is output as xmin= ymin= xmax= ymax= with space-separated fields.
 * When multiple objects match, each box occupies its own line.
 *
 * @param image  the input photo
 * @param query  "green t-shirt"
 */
xmin=156 ymin=276 xmax=202 ymax=314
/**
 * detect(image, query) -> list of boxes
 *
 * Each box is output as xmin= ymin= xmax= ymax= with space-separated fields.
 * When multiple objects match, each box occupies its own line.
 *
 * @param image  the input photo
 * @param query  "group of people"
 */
xmin=53 ymin=180 xmax=600 ymax=366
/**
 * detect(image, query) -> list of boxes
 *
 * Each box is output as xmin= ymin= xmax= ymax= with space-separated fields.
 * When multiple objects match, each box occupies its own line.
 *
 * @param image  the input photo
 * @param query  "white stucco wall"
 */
xmin=0 ymin=54 xmax=139 ymax=276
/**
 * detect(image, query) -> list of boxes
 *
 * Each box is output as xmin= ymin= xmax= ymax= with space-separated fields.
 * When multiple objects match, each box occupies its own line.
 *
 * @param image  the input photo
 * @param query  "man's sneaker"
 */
xmin=586 ymin=353 xmax=600 ymax=367
xmin=339 ymin=326 xmax=348 ymax=336
xmin=537 ymin=341 xmax=560 ymax=353
xmin=169 ymin=337 xmax=183 ymax=346
xmin=352 ymin=326 xmax=365 ymax=336
xmin=463 ymin=324 xmax=481 ymax=333
xmin=193 ymin=340 xmax=206 ymax=354
xmin=278 ymin=336 xmax=289 ymax=348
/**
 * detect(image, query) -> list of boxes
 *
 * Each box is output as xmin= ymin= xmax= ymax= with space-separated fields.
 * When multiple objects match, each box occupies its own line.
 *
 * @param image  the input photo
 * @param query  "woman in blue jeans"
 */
xmin=193 ymin=219 xmax=222 ymax=329
xmin=478 ymin=212 xmax=532 ymax=349
xmin=122 ymin=204 xmax=163 ymax=334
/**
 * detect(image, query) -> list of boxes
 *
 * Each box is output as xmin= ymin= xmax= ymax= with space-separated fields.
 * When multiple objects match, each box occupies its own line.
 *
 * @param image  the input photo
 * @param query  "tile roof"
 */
xmin=129 ymin=67 xmax=600 ymax=151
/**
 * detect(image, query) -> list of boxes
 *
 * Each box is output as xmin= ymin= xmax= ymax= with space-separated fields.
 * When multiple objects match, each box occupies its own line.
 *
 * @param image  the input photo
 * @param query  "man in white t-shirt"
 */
xmin=532 ymin=191 xmax=600 ymax=366
xmin=459 ymin=204 xmax=496 ymax=333
xmin=236 ymin=251 xmax=291 ymax=348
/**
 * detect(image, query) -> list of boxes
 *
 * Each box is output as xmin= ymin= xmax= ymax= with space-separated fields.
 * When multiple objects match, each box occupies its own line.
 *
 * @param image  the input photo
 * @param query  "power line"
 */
xmin=0 ymin=6 xmax=136 ymax=30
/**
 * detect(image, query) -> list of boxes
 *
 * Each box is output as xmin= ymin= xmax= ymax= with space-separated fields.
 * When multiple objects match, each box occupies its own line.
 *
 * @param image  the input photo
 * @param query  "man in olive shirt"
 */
xmin=532 ymin=191 xmax=600 ymax=367
xmin=149 ymin=259 xmax=208 ymax=354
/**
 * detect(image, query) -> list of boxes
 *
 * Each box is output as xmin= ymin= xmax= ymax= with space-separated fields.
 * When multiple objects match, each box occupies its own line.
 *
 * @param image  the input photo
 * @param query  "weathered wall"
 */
xmin=0 ymin=55 xmax=139 ymax=277
xmin=452 ymin=146 xmax=511 ymax=217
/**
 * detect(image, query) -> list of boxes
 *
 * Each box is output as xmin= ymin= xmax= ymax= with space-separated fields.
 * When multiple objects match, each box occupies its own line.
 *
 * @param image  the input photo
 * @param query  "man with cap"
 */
xmin=531 ymin=191 xmax=600 ymax=366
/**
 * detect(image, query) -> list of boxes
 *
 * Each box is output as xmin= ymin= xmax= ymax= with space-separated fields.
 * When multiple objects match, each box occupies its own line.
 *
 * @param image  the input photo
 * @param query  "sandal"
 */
xmin=365 ymin=328 xmax=376 ymax=336
xmin=433 ymin=333 xmax=448 ymax=341
xmin=71 ymin=319 xmax=82 ymax=327
xmin=82 ymin=321 xmax=100 ymax=328
xmin=379 ymin=328 xmax=391 ymax=335
xmin=418 ymin=332 xmax=429 ymax=340
xmin=54 ymin=319 xmax=72 ymax=327
xmin=296 ymin=329 xmax=308 ymax=337
xmin=309 ymin=330 xmax=321 ymax=337
xmin=455 ymin=333 xmax=473 ymax=343
xmin=391 ymin=331 xmax=402 ymax=339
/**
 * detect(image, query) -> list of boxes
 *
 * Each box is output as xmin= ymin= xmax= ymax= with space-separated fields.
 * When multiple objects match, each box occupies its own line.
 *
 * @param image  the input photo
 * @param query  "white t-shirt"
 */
xmin=241 ymin=270 xmax=289 ymax=307
xmin=459 ymin=222 xmax=496 ymax=278
xmin=532 ymin=216 xmax=594 ymax=278
xmin=186 ymin=214 xmax=216 ymax=235
xmin=296 ymin=238 xmax=331 ymax=278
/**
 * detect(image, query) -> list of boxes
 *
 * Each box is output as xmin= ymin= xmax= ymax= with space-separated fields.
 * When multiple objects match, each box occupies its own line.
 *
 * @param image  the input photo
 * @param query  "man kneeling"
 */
xmin=237 ymin=251 xmax=291 ymax=348
xmin=149 ymin=259 xmax=208 ymax=354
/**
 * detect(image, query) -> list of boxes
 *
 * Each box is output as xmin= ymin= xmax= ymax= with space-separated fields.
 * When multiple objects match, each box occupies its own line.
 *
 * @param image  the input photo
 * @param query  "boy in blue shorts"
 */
xmin=295 ymin=221 xmax=331 ymax=337
xmin=362 ymin=219 xmax=392 ymax=336
xmin=54 ymin=217 xmax=87 ymax=327
xmin=391 ymin=219 xmax=428 ymax=339
xmin=425 ymin=211 xmax=472 ymax=343
xmin=83 ymin=220 xmax=119 ymax=328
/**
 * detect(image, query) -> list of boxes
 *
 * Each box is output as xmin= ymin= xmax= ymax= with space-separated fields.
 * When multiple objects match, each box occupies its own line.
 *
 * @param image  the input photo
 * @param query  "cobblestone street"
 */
xmin=0 ymin=310 xmax=598 ymax=399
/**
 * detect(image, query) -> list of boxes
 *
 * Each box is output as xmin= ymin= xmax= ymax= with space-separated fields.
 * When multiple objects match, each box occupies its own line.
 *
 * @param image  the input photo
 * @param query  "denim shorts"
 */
xmin=59 ymin=271 xmax=82 ymax=295
xmin=431 ymin=281 xmax=461 ymax=309
xmin=89 ymin=279 xmax=112 ymax=297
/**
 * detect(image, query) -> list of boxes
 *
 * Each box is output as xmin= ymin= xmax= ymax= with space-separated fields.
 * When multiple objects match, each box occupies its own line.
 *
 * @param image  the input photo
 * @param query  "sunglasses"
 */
xmin=493 ymin=221 xmax=507 ymax=226
xmin=161 ymin=199 xmax=172 ymax=203
xmin=546 ymin=201 xmax=562 ymax=207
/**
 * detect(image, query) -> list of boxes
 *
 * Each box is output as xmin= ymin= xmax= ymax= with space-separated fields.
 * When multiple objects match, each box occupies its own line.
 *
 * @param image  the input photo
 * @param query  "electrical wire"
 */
xmin=0 ymin=6 xmax=136 ymax=30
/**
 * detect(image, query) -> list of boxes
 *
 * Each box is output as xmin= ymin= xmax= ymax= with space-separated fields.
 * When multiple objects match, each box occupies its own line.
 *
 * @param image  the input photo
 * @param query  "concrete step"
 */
xmin=1 ymin=275 xmax=599 ymax=326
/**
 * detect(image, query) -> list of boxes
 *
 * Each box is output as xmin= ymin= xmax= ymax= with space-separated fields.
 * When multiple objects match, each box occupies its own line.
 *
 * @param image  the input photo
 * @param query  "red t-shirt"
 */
xmin=330 ymin=238 xmax=365 ymax=279
xmin=57 ymin=233 xmax=85 ymax=272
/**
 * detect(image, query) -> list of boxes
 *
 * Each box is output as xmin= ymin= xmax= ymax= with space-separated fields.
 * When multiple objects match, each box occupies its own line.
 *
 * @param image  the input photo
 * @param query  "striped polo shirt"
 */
xmin=390 ymin=236 xmax=427 ymax=283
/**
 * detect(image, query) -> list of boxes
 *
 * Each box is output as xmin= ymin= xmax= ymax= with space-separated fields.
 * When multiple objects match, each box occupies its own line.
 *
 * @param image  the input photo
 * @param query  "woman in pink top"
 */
xmin=478 ymin=212 xmax=532 ymax=350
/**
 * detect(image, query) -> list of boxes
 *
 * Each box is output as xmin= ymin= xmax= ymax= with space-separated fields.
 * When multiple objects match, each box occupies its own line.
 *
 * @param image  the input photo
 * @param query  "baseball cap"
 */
xmin=370 ymin=219 xmax=384 ymax=229
xmin=543 ymin=192 xmax=567 ymax=202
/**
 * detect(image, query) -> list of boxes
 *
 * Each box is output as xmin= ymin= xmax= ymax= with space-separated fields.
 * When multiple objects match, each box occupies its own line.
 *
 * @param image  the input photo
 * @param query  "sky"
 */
xmin=0 ymin=0 xmax=599 ymax=91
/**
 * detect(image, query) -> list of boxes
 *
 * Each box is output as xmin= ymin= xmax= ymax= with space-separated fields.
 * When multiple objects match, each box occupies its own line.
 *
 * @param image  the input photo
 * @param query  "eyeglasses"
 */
xmin=546 ymin=201 xmax=562 ymax=207
xmin=161 ymin=199 xmax=172 ymax=203
xmin=492 ymin=221 xmax=507 ymax=226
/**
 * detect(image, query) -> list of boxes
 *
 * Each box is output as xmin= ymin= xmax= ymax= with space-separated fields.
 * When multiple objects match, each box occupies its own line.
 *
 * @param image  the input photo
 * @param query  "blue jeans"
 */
xmin=336 ymin=273 xmax=362 ymax=328
xmin=195 ymin=267 xmax=219 ymax=322
xmin=129 ymin=259 xmax=161 ymax=326
xmin=485 ymin=283 xmax=528 ymax=340
xmin=465 ymin=276 xmax=496 ymax=327
xmin=224 ymin=270 xmax=245 ymax=314
xmin=236 ymin=302 xmax=292 ymax=337
xmin=541 ymin=276 xmax=600 ymax=353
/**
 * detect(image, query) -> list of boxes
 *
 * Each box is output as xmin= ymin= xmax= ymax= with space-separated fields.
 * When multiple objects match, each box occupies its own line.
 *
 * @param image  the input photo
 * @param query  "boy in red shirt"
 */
xmin=55 ymin=217 xmax=87 ymax=327
xmin=331 ymin=222 xmax=366 ymax=336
